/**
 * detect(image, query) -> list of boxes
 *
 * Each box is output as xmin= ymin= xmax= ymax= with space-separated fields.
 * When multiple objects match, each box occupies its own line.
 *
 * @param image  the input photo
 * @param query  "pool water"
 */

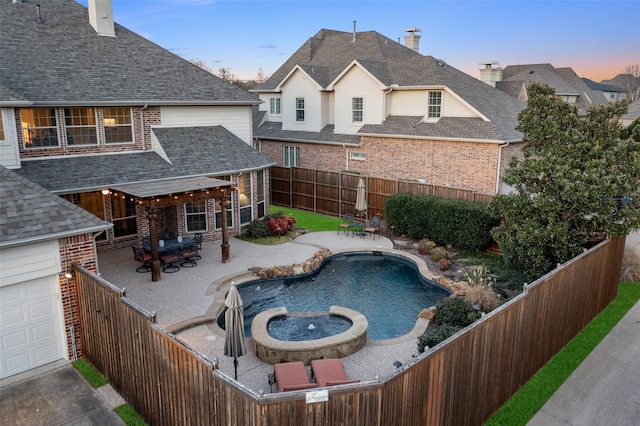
xmin=218 ymin=252 xmax=450 ymax=340
xmin=267 ymin=314 xmax=353 ymax=341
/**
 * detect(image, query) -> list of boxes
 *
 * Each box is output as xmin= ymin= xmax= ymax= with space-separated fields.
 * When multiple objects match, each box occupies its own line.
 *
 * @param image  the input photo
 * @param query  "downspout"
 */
xmin=140 ymin=104 xmax=149 ymax=150
xmin=496 ymin=142 xmax=510 ymax=194
xmin=383 ymin=87 xmax=393 ymax=122
xmin=344 ymin=144 xmax=348 ymax=171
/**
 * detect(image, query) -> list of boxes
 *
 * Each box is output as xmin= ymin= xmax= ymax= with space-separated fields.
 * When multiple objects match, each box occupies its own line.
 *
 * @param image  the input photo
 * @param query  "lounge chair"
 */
xmin=311 ymin=358 xmax=360 ymax=387
xmin=273 ymin=361 xmax=319 ymax=392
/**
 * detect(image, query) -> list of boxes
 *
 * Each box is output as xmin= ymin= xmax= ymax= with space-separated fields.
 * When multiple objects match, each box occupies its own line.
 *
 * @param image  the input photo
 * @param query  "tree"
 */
xmin=623 ymin=64 xmax=640 ymax=101
xmin=189 ymin=58 xmax=215 ymax=74
xmin=256 ymin=67 xmax=269 ymax=84
xmin=490 ymin=83 xmax=640 ymax=280
xmin=217 ymin=67 xmax=235 ymax=83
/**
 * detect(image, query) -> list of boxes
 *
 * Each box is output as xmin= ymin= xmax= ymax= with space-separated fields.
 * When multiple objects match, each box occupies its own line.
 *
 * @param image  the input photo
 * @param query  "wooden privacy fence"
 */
xmin=270 ymin=166 xmax=495 ymax=219
xmin=74 ymin=237 xmax=624 ymax=425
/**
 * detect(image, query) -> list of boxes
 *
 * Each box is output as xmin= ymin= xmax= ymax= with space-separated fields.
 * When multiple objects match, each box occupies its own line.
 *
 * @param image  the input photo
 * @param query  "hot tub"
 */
xmin=251 ymin=306 xmax=368 ymax=365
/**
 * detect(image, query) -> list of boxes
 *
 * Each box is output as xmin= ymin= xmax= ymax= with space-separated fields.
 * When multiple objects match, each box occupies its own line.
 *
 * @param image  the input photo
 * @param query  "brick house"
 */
xmin=252 ymin=27 xmax=525 ymax=195
xmin=0 ymin=0 xmax=272 ymax=378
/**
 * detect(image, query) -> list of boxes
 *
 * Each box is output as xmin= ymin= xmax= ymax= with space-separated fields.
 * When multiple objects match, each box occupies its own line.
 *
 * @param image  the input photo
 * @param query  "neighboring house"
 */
xmin=252 ymin=28 xmax=525 ymax=195
xmin=621 ymin=98 xmax=640 ymax=127
xmin=485 ymin=62 xmax=609 ymax=114
xmin=0 ymin=0 xmax=273 ymax=378
xmin=601 ymin=73 xmax=640 ymax=101
xmin=581 ymin=78 xmax=628 ymax=103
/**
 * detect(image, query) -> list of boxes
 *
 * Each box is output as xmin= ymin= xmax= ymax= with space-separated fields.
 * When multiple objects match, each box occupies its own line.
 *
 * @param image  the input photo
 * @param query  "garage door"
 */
xmin=0 ymin=276 xmax=66 ymax=379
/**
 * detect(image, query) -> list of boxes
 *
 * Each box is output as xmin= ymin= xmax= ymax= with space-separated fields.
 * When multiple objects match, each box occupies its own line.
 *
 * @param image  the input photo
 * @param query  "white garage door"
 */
xmin=0 ymin=276 xmax=66 ymax=379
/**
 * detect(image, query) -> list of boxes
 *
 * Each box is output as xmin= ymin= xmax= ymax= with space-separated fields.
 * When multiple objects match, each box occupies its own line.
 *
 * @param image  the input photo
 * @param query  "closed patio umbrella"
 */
xmin=223 ymin=285 xmax=247 ymax=380
xmin=355 ymin=177 xmax=367 ymax=217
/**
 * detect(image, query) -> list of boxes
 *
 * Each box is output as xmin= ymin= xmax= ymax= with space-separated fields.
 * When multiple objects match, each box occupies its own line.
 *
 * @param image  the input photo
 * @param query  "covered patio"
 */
xmin=109 ymin=176 xmax=235 ymax=282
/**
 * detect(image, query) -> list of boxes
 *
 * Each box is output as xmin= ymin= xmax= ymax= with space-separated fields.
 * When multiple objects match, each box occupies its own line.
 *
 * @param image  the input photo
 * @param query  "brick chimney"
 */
xmin=88 ymin=0 xmax=115 ymax=37
xmin=404 ymin=28 xmax=421 ymax=52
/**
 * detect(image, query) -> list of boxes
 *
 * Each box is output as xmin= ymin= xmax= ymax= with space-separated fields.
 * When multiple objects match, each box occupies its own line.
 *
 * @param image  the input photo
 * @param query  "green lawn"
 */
xmin=268 ymin=205 xmax=342 ymax=232
xmin=485 ymin=281 xmax=640 ymax=425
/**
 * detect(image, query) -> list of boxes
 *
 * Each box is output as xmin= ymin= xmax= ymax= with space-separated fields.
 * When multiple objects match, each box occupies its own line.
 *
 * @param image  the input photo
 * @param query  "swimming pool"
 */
xmin=218 ymin=251 xmax=450 ymax=340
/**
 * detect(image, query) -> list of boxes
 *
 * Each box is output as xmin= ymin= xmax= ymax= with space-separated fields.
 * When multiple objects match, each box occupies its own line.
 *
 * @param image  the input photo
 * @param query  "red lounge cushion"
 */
xmin=283 ymin=383 xmax=319 ymax=392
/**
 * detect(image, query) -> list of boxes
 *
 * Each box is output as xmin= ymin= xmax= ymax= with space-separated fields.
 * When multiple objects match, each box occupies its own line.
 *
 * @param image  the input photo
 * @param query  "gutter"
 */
xmin=0 ymin=224 xmax=113 ymax=250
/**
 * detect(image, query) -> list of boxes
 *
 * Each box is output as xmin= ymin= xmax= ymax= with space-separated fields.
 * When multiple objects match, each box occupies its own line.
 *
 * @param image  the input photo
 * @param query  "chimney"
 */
xmin=404 ymin=28 xmax=421 ymax=52
xmin=478 ymin=61 xmax=503 ymax=87
xmin=88 ymin=0 xmax=115 ymax=37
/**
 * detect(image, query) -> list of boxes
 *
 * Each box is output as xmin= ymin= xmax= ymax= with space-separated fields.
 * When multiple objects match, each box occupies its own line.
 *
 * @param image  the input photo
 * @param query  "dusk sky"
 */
xmin=79 ymin=0 xmax=639 ymax=82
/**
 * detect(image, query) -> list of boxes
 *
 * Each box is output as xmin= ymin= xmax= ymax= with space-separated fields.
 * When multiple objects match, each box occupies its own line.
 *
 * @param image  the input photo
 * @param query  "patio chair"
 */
xmin=338 ymin=213 xmax=355 ymax=235
xmin=273 ymin=361 xmax=318 ymax=392
xmin=160 ymin=247 xmax=181 ymax=273
xmin=311 ymin=358 xmax=360 ymax=387
xmin=364 ymin=215 xmax=381 ymax=240
xmin=141 ymin=235 xmax=151 ymax=250
xmin=192 ymin=233 xmax=203 ymax=260
xmin=132 ymin=246 xmax=152 ymax=273
xmin=180 ymin=243 xmax=199 ymax=267
xmin=161 ymin=231 xmax=176 ymax=241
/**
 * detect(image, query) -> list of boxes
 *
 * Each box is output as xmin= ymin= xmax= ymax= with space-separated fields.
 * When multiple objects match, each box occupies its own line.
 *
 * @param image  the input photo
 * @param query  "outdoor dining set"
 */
xmin=132 ymin=232 xmax=203 ymax=273
xmin=337 ymin=213 xmax=381 ymax=239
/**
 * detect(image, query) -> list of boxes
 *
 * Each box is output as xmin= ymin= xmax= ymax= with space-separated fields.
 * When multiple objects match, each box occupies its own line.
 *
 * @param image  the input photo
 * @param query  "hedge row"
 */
xmin=385 ymin=193 xmax=498 ymax=251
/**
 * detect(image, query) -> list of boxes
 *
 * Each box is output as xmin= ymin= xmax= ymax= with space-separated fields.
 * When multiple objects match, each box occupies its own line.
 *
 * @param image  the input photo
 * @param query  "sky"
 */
xmin=78 ymin=0 xmax=640 ymax=82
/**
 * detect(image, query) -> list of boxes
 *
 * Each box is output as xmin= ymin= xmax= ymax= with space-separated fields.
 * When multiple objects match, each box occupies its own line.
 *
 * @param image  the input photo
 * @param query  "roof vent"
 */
xmin=35 ymin=4 xmax=44 ymax=24
xmin=352 ymin=20 xmax=356 ymax=42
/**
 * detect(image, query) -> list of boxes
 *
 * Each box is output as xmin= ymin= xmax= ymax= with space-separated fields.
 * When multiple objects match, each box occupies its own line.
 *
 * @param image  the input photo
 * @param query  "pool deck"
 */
xmin=98 ymin=231 xmax=425 ymax=394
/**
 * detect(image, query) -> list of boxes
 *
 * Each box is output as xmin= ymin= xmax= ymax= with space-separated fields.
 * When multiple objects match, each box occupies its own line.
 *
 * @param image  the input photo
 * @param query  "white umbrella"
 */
xmin=223 ymin=285 xmax=247 ymax=380
xmin=355 ymin=177 xmax=367 ymax=216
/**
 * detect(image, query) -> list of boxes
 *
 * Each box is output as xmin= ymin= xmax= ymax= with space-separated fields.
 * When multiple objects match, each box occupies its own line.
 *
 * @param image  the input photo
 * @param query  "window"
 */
xmin=256 ymin=169 xmax=266 ymax=218
xmin=349 ymin=151 xmax=366 ymax=161
xmin=283 ymin=145 xmax=300 ymax=167
xmin=64 ymin=108 xmax=97 ymax=145
xmin=63 ymin=192 xmax=106 ymax=240
xmin=295 ymin=98 xmax=305 ymax=122
xmin=270 ymin=98 xmax=281 ymax=115
xmin=352 ymin=97 xmax=363 ymax=123
xmin=215 ymin=195 xmax=233 ymax=229
xmin=427 ymin=91 xmax=442 ymax=119
xmin=21 ymin=108 xmax=59 ymax=148
xmin=185 ymin=200 xmax=207 ymax=232
xmin=238 ymin=173 xmax=252 ymax=225
xmin=111 ymin=194 xmax=137 ymax=238
xmin=103 ymin=107 xmax=133 ymax=144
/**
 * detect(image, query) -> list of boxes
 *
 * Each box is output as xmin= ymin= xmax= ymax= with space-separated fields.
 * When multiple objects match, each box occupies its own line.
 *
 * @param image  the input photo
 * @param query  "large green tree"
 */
xmin=490 ymin=83 xmax=640 ymax=280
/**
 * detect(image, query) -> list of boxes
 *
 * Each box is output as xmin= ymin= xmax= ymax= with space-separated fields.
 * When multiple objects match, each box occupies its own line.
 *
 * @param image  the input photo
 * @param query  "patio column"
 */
xmin=148 ymin=208 xmax=162 ymax=282
xmin=220 ymin=195 xmax=230 ymax=263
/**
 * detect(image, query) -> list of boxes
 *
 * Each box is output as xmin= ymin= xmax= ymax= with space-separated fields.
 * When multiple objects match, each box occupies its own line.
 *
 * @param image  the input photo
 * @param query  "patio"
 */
xmin=97 ymin=232 xmax=428 ymax=393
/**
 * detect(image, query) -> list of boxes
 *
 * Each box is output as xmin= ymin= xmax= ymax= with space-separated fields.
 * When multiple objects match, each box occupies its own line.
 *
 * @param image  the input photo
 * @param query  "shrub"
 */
xmin=620 ymin=248 xmax=640 ymax=281
xmin=418 ymin=239 xmax=437 ymax=254
xmin=433 ymin=297 xmax=475 ymax=328
xmin=430 ymin=247 xmax=448 ymax=261
xmin=463 ymin=266 xmax=496 ymax=288
xmin=266 ymin=214 xmax=297 ymax=236
xmin=417 ymin=324 xmax=461 ymax=353
xmin=438 ymin=258 xmax=453 ymax=271
xmin=463 ymin=285 xmax=499 ymax=312
xmin=247 ymin=219 xmax=270 ymax=238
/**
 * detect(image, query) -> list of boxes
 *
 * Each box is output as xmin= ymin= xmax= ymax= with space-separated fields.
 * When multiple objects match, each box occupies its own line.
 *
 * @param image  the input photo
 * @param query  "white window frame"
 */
xmin=352 ymin=97 xmax=364 ymax=123
xmin=256 ymin=169 xmax=266 ymax=219
xmin=185 ymin=200 xmax=208 ymax=232
xmin=349 ymin=151 xmax=366 ymax=161
xmin=21 ymin=108 xmax=59 ymax=148
xmin=427 ymin=91 xmax=442 ymax=119
xmin=295 ymin=97 xmax=305 ymax=122
xmin=103 ymin=107 xmax=134 ymax=144
xmin=238 ymin=173 xmax=253 ymax=225
xmin=64 ymin=107 xmax=98 ymax=145
xmin=283 ymin=145 xmax=300 ymax=167
xmin=270 ymin=98 xmax=281 ymax=115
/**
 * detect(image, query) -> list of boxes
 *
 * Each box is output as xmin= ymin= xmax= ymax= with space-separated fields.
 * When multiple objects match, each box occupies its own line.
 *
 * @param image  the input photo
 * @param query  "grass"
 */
xmin=268 ymin=205 xmax=342 ymax=232
xmin=485 ymin=281 xmax=640 ymax=425
xmin=73 ymin=359 xmax=147 ymax=425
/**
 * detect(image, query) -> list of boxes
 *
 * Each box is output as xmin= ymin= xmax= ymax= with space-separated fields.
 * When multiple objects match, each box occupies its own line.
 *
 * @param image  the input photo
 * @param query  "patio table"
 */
xmin=144 ymin=237 xmax=195 ymax=254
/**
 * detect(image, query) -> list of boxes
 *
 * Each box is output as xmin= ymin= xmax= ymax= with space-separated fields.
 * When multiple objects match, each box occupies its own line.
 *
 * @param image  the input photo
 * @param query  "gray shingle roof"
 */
xmin=623 ymin=99 xmax=640 ymax=119
xmin=15 ymin=126 xmax=275 ymax=193
xmin=0 ymin=166 xmax=111 ymax=246
xmin=254 ymin=28 xmax=524 ymax=142
xmin=254 ymin=122 xmax=361 ymax=145
xmin=0 ymin=0 xmax=257 ymax=105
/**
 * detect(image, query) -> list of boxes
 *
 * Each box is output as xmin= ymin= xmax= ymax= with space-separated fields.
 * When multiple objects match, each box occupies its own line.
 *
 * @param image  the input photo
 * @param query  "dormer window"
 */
xmin=428 ymin=91 xmax=442 ymax=119
xmin=352 ymin=97 xmax=363 ymax=123
xmin=296 ymin=98 xmax=305 ymax=122
xmin=270 ymin=98 xmax=281 ymax=115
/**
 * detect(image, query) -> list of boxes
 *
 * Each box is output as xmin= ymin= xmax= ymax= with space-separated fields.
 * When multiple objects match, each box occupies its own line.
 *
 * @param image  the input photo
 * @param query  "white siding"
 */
xmin=160 ymin=105 xmax=253 ymax=144
xmin=387 ymin=90 xmax=478 ymax=118
xmin=0 ymin=241 xmax=61 ymax=288
xmin=258 ymin=94 xmax=283 ymax=123
xmin=0 ymin=108 xmax=20 ymax=169
xmin=333 ymin=67 xmax=384 ymax=134
xmin=281 ymin=70 xmax=323 ymax=132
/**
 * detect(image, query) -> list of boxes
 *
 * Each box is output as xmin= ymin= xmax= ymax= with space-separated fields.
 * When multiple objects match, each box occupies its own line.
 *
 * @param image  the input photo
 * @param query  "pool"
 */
xmin=218 ymin=251 xmax=450 ymax=340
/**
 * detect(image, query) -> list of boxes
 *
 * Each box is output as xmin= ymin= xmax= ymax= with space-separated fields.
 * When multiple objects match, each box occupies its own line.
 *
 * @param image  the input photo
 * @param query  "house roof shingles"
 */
xmin=15 ymin=126 xmax=275 ymax=193
xmin=0 ymin=166 xmax=111 ymax=246
xmin=0 ymin=0 xmax=257 ymax=106
xmin=254 ymin=29 xmax=524 ymax=142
